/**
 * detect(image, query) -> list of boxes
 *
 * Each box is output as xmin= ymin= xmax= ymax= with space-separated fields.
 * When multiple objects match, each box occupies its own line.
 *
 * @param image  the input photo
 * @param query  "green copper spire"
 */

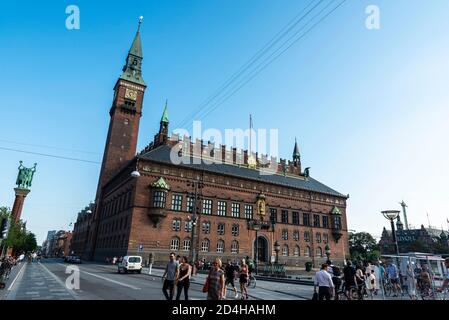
xmin=293 ymin=138 xmax=300 ymax=160
xmin=161 ymin=100 xmax=169 ymax=124
xmin=119 ymin=16 xmax=145 ymax=86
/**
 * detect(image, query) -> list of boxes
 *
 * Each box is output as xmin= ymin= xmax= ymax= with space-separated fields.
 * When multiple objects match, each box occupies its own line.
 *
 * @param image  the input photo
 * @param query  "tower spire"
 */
xmin=161 ymin=99 xmax=169 ymax=124
xmin=292 ymin=137 xmax=300 ymax=166
xmin=119 ymin=16 xmax=145 ymax=85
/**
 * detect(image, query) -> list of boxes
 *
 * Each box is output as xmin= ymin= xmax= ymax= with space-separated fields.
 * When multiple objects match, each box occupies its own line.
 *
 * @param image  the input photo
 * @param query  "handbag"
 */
xmin=202 ymin=270 xmax=211 ymax=293
xmin=312 ymin=286 xmax=318 ymax=300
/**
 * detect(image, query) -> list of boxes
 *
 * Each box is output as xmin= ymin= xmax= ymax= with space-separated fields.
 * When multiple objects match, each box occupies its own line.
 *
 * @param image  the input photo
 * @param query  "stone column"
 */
xmin=11 ymin=188 xmax=30 ymax=223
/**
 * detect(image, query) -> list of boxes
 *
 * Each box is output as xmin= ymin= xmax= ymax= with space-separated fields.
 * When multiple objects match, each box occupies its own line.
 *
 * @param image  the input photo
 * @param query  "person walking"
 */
xmin=331 ymin=265 xmax=342 ymax=300
xmin=162 ymin=252 xmax=179 ymax=300
xmin=224 ymin=260 xmax=238 ymax=299
xmin=314 ymin=263 xmax=335 ymax=300
xmin=365 ymin=270 xmax=376 ymax=298
xmin=176 ymin=256 xmax=191 ymax=300
xmin=405 ymin=263 xmax=417 ymax=300
xmin=239 ymin=259 xmax=249 ymax=300
xmin=343 ymin=261 xmax=356 ymax=299
xmin=205 ymin=258 xmax=225 ymax=300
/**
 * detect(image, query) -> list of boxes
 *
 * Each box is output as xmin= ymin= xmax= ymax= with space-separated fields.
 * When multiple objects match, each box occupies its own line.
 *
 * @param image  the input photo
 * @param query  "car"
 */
xmin=118 ymin=256 xmax=142 ymax=274
xmin=71 ymin=256 xmax=82 ymax=264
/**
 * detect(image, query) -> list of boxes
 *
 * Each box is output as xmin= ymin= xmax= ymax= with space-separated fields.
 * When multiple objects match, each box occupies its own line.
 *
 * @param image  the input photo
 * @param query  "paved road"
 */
xmin=0 ymin=259 xmax=314 ymax=300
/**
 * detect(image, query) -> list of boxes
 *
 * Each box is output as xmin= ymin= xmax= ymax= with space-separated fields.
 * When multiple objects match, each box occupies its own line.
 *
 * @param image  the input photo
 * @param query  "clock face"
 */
xmin=125 ymin=88 xmax=137 ymax=101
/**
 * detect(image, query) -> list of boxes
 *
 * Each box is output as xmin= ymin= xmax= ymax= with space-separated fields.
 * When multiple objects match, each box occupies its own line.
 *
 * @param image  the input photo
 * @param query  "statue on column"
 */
xmin=15 ymin=161 xmax=37 ymax=189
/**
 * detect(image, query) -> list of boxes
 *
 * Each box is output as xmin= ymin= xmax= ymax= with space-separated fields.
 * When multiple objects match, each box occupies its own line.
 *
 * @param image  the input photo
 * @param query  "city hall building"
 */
xmin=71 ymin=21 xmax=349 ymax=267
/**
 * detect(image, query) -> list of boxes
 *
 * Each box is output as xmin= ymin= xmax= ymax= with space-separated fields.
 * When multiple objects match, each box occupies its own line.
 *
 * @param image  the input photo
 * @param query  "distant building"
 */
xmin=379 ymin=224 xmax=449 ymax=254
xmin=43 ymin=230 xmax=56 ymax=256
xmin=70 ymin=203 xmax=94 ymax=257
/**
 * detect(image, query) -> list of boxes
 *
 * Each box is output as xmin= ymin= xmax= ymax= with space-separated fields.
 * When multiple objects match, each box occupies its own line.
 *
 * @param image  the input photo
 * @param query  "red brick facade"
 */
xmin=75 ymin=26 xmax=349 ymax=268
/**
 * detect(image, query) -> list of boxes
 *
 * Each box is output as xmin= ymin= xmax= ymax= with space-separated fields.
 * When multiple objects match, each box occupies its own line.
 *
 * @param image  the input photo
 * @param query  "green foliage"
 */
xmin=0 ymin=211 xmax=37 ymax=254
xmin=349 ymin=232 xmax=380 ymax=263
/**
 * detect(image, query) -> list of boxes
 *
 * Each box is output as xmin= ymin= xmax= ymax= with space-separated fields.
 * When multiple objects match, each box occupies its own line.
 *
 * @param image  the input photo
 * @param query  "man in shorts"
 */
xmin=224 ymin=260 xmax=238 ymax=299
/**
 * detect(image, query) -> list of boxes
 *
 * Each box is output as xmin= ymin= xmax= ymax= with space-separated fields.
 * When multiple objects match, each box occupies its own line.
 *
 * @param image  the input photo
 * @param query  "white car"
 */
xmin=117 ymin=256 xmax=142 ymax=274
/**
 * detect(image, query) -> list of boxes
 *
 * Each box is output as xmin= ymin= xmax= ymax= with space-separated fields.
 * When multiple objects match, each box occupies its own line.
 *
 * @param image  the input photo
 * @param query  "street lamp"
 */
xmin=325 ymin=244 xmax=331 ymax=263
xmin=381 ymin=210 xmax=401 ymax=257
xmin=274 ymin=241 xmax=280 ymax=264
xmin=252 ymin=222 xmax=261 ymax=275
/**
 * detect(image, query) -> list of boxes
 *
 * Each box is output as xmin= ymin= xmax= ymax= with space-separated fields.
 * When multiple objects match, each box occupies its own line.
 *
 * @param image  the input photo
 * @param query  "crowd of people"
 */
xmin=161 ymin=253 xmax=255 ymax=300
xmin=314 ymin=257 xmax=449 ymax=300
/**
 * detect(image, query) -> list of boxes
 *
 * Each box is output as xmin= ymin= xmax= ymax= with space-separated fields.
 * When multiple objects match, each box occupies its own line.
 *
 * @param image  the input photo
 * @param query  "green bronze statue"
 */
xmin=16 ymin=161 xmax=37 ymax=189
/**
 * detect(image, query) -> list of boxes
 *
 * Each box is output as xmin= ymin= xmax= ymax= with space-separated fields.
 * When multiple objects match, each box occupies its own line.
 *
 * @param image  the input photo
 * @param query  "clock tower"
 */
xmin=98 ymin=17 xmax=146 ymax=189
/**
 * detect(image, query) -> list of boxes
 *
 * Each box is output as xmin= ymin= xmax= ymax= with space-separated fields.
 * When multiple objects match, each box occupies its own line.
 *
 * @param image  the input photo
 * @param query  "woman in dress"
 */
xmin=239 ymin=259 xmax=249 ymax=300
xmin=206 ymin=258 xmax=225 ymax=300
xmin=405 ymin=264 xmax=417 ymax=300
xmin=176 ymin=256 xmax=191 ymax=300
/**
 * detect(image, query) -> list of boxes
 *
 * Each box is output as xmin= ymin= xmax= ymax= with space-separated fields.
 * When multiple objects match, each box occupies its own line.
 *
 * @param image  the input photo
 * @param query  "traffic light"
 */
xmin=0 ymin=217 xmax=9 ymax=239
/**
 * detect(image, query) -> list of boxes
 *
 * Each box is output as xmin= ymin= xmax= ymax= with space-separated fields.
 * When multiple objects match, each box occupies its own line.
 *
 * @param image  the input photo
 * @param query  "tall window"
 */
xmin=292 ymin=211 xmax=299 ymax=225
xmin=333 ymin=216 xmax=342 ymax=229
xmin=304 ymin=231 xmax=310 ymax=242
xmin=217 ymin=240 xmax=224 ymax=253
xmin=231 ymin=241 xmax=239 ymax=254
xmin=303 ymin=213 xmax=310 ymax=226
xmin=170 ymin=238 xmax=179 ymax=251
xmin=304 ymin=246 xmax=311 ymax=257
xmin=322 ymin=216 xmax=329 ymax=228
xmin=217 ymin=223 xmax=225 ymax=235
xmin=185 ymin=221 xmax=193 ymax=232
xmin=201 ymin=239 xmax=210 ymax=252
xmin=281 ymin=210 xmax=289 ymax=224
xmin=293 ymin=230 xmax=300 ymax=241
xmin=323 ymin=234 xmax=329 ymax=244
xmin=171 ymin=194 xmax=182 ymax=211
xmin=231 ymin=203 xmax=240 ymax=218
xmin=202 ymin=199 xmax=212 ymax=215
xmin=202 ymin=221 xmax=210 ymax=234
xmin=313 ymin=214 xmax=321 ymax=227
xmin=282 ymin=245 xmax=289 ymax=256
xmin=270 ymin=208 xmax=278 ymax=223
xmin=153 ymin=191 xmax=166 ymax=208
xmin=231 ymin=224 xmax=239 ymax=236
xmin=282 ymin=229 xmax=288 ymax=240
xmin=294 ymin=246 xmax=300 ymax=257
xmin=172 ymin=219 xmax=181 ymax=231
xmin=217 ymin=201 xmax=227 ymax=216
xmin=183 ymin=238 xmax=191 ymax=251
xmin=244 ymin=205 xmax=253 ymax=219
xmin=316 ymin=247 xmax=323 ymax=257
xmin=316 ymin=233 xmax=321 ymax=243
xmin=186 ymin=196 xmax=194 ymax=213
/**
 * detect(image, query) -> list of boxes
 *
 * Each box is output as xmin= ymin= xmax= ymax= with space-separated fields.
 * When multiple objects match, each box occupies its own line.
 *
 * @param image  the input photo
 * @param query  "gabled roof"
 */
xmin=139 ymin=145 xmax=346 ymax=198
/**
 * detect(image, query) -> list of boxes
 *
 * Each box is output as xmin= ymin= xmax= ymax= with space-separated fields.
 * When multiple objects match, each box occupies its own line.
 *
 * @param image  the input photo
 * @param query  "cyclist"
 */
xmin=343 ymin=261 xmax=356 ymax=299
xmin=386 ymin=262 xmax=401 ymax=297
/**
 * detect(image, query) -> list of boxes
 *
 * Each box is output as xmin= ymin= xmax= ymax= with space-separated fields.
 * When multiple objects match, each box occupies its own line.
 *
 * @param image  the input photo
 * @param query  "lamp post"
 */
xmin=274 ymin=241 xmax=280 ymax=264
xmin=187 ymin=175 xmax=204 ymax=269
xmin=325 ymin=244 xmax=331 ymax=263
xmin=381 ymin=210 xmax=400 ymax=256
xmin=252 ymin=222 xmax=260 ymax=275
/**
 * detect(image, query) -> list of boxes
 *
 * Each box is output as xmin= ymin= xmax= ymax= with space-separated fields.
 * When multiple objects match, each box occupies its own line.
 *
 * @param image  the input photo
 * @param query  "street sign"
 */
xmin=138 ymin=244 xmax=143 ymax=252
xmin=271 ymin=255 xmax=275 ymax=263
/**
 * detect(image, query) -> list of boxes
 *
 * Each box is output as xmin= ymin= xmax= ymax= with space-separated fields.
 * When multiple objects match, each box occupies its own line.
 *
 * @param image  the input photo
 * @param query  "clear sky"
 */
xmin=1 ymin=0 xmax=449 ymax=244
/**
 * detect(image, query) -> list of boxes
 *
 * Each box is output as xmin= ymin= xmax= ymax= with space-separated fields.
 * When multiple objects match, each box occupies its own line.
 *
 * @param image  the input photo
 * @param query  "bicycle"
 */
xmin=247 ymin=274 xmax=256 ymax=289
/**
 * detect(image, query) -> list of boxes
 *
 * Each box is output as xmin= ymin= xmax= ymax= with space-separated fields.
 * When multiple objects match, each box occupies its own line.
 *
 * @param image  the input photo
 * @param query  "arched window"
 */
xmin=282 ymin=245 xmax=289 ymax=256
xmin=316 ymin=247 xmax=323 ymax=257
xmin=304 ymin=246 xmax=311 ymax=257
xmin=201 ymin=239 xmax=210 ymax=252
xmin=217 ymin=240 xmax=224 ymax=253
xmin=170 ymin=237 xmax=180 ymax=251
xmin=231 ymin=240 xmax=239 ymax=254
xmin=183 ymin=238 xmax=191 ymax=251
xmin=316 ymin=232 xmax=321 ymax=243
xmin=294 ymin=245 xmax=300 ymax=257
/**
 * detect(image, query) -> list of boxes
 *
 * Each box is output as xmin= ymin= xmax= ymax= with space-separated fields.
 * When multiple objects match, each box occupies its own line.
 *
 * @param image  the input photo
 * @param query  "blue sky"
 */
xmin=1 ymin=0 xmax=449 ymax=244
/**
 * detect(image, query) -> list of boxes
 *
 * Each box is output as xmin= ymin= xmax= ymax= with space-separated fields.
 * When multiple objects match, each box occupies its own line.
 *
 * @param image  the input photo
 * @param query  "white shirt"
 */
xmin=315 ymin=270 xmax=335 ymax=288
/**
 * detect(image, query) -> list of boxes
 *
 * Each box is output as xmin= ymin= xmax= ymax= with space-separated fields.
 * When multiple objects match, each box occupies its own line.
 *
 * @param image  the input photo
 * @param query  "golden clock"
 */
xmin=125 ymin=88 xmax=137 ymax=101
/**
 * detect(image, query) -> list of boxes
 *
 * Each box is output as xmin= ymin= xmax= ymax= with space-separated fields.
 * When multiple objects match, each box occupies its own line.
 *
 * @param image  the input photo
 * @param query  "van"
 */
xmin=118 ymin=256 xmax=142 ymax=274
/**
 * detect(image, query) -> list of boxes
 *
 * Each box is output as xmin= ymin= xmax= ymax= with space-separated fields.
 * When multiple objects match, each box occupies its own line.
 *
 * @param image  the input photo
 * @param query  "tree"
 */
xmin=349 ymin=232 xmax=380 ymax=262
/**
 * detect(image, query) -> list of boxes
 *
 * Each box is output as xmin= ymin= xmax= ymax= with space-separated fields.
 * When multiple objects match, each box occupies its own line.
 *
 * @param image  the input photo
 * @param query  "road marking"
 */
xmin=39 ymin=262 xmax=78 ymax=299
xmin=82 ymin=271 xmax=142 ymax=290
xmin=7 ymin=262 xmax=27 ymax=291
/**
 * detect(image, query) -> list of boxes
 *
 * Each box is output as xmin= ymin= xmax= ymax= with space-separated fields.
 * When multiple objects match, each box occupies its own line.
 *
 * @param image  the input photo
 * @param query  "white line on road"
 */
xmin=57 ymin=263 xmax=141 ymax=290
xmin=7 ymin=262 xmax=27 ymax=291
xmin=40 ymin=262 xmax=78 ymax=299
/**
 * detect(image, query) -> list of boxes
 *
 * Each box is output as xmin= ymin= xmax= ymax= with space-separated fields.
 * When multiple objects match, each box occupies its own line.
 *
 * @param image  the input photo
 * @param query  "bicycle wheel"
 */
xmin=249 ymin=276 xmax=256 ymax=289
